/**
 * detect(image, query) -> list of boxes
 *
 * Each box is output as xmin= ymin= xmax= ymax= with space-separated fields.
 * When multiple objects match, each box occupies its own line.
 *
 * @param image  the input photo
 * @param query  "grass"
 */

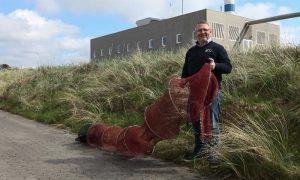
xmin=0 ymin=46 xmax=300 ymax=179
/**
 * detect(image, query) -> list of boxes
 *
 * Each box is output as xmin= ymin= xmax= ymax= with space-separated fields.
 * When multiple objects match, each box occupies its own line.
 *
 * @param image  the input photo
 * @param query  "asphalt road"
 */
xmin=0 ymin=110 xmax=202 ymax=180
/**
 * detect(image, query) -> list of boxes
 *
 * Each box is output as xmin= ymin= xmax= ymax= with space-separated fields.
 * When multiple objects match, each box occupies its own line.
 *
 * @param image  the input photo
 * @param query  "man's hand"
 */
xmin=209 ymin=58 xmax=215 ymax=70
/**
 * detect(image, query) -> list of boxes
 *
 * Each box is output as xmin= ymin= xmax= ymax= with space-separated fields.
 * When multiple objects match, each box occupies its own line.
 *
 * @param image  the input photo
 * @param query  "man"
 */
xmin=181 ymin=21 xmax=232 ymax=161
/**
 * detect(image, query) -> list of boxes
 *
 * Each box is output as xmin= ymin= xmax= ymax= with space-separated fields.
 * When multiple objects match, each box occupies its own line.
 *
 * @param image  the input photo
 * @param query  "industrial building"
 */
xmin=90 ymin=1 xmax=280 ymax=60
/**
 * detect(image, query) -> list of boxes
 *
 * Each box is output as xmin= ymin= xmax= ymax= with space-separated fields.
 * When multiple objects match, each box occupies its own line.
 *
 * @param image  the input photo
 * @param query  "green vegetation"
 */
xmin=0 ymin=46 xmax=299 ymax=179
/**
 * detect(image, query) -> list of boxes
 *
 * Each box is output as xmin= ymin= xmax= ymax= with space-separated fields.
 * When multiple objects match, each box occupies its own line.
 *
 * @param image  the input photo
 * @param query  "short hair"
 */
xmin=196 ymin=20 xmax=209 ymax=26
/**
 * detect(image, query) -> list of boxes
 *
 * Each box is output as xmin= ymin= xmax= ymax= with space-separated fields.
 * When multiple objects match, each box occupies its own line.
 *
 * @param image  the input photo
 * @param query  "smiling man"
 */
xmin=181 ymin=20 xmax=232 ymax=164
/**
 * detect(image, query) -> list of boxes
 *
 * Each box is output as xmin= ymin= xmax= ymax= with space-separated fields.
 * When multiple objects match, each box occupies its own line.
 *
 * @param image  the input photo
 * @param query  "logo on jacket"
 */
xmin=205 ymin=48 xmax=215 ymax=57
xmin=205 ymin=49 xmax=213 ymax=53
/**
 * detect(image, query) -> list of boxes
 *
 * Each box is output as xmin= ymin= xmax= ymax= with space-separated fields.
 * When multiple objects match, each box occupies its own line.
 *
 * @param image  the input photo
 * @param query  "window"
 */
xmin=137 ymin=41 xmax=142 ymax=51
xmin=161 ymin=36 xmax=167 ymax=47
xmin=108 ymin=47 xmax=112 ymax=56
xmin=256 ymin=31 xmax=266 ymax=45
xmin=192 ymin=31 xmax=196 ymax=41
xmin=117 ymin=45 xmax=121 ymax=54
xmin=93 ymin=50 xmax=96 ymax=58
xmin=176 ymin=34 xmax=182 ymax=44
xmin=229 ymin=25 xmax=240 ymax=41
xmin=123 ymin=44 xmax=126 ymax=51
xmin=149 ymin=39 xmax=153 ymax=48
xmin=269 ymin=34 xmax=278 ymax=44
xmin=211 ymin=22 xmax=224 ymax=39
xmin=100 ymin=49 xmax=104 ymax=56
xmin=127 ymin=43 xmax=131 ymax=52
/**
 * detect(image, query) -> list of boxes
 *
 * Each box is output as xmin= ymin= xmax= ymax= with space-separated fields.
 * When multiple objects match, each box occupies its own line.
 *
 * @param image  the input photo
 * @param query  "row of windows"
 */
xmin=256 ymin=31 xmax=278 ymax=45
xmin=211 ymin=22 xmax=239 ymax=40
xmin=96 ymin=23 xmax=241 ymax=57
xmin=96 ymin=24 xmax=240 ymax=57
xmin=97 ymin=33 xmax=185 ymax=57
xmin=95 ymin=23 xmax=278 ymax=57
xmin=211 ymin=22 xmax=278 ymax=44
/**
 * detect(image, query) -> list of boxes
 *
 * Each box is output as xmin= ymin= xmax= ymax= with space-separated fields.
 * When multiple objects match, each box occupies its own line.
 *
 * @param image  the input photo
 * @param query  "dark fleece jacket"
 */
xmin=181 ymin=41 xmax=232 ymax=83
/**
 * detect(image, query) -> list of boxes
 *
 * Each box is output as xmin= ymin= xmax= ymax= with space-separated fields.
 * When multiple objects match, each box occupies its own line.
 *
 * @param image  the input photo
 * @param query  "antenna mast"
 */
xmin=182 ymin=0 xmax=183 ymax=15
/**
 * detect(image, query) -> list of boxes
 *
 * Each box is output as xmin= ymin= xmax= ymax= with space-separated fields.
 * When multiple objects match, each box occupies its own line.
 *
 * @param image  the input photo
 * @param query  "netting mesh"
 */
xmin=142 ymin=78 xmax=188 ymax=140
xmin=83 ymin=63 xmax=218 ymax=156
xmin=101 ymin=126 xmax=123 ymax=152
xmin=116 ymin=125 xmax=154 ymax=156
xmin=183 ymin=63 xmax=218 ymax=140
xmin=201 ymin=69 xmax=218 ymax=140
xmin=184 ymin=64 xmax=213 ymax=122
xmin=86 ymin=124 xmax=108 ymax=147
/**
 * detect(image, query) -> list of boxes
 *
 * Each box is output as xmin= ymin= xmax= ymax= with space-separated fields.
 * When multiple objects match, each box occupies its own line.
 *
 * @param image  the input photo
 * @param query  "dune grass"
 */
xmin=0 ymin=46 xmax=299 ymax=179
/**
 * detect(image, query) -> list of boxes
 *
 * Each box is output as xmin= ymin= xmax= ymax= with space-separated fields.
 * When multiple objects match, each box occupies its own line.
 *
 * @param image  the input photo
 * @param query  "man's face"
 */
xmin=195 ymin=23 xmax=212 ymax=43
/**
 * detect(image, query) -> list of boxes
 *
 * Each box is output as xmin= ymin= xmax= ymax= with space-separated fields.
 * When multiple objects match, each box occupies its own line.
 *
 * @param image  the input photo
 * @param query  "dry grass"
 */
xmin=0 ymin=46 xmax=299 ymax=179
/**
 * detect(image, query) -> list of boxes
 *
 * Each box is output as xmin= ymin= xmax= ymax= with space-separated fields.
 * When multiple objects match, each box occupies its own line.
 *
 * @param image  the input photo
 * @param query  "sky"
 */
xmin=0 ymin=0 xmax=300 ymax=68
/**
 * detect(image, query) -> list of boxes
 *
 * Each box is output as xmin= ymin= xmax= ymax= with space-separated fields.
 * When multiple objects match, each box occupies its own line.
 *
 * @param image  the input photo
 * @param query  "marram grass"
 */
xmin=217 ymin=110 xmax=299 ymax=179
xmin=0 ymin=46 xmax=300 ymax=179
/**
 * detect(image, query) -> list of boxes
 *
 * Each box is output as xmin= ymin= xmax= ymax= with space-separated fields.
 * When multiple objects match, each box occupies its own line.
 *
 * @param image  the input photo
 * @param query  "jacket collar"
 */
xmin=196 ymin=38 xmax=212 ymax=47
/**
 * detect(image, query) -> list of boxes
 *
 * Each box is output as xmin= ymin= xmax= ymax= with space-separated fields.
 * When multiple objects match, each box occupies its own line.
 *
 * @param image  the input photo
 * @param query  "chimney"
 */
xmin=224 ymin=0 xmax=235 ymax=14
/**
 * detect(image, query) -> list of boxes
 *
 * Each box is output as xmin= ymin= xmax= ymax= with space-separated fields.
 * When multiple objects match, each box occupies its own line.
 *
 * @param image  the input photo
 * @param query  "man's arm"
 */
xmin=214 ymin=46 xmax=232 ymax=74
xmin=181 ymin=52 xmax=189 ymax=78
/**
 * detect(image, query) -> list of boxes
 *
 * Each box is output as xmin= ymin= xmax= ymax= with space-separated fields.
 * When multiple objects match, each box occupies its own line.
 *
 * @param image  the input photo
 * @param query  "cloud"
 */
xmin=236 ymin=3 xmax=280 ymax=20
xmin=236 ymin=2 xmax=300 ymax=45
xmin=281 ymin=26 xmax=300 ymax=45
xmin=2 ymin=1 xmax=299 ymax=69
xmin=35 ymin=0 xmax=300 ymax=46
xmin=0 ymin=9 xmax=90 ymax=68
xmin=35 ymin=0 xmax=223 ymax=22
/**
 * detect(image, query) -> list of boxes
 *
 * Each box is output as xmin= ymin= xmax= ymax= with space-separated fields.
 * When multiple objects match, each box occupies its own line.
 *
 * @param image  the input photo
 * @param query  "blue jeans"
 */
xmin=210 ymin=87 xmax=221 ymax=145
xmin=192 ymin=85 xmax=222 ymax=146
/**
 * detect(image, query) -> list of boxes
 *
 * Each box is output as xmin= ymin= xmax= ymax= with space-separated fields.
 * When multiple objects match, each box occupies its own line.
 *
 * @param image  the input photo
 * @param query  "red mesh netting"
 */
xmin=182 ymin=64 xmax=217 ymax=122
xmin=142 ymin=78 xmax=188 ymax=140
xmin=101 ymin=126 xmax=123 ymax=152
xmin=182 ymin=63 xmax=218 ymax=139
xmin=86 ymin=123 xmax=108 ymax=147
xmin=201 ymin=68 xmax=218 ymax=140
xmin=84 ymin=63 xmax=218 ymax=156
xmin=116 ymin=126 xmax=154 ymax=156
